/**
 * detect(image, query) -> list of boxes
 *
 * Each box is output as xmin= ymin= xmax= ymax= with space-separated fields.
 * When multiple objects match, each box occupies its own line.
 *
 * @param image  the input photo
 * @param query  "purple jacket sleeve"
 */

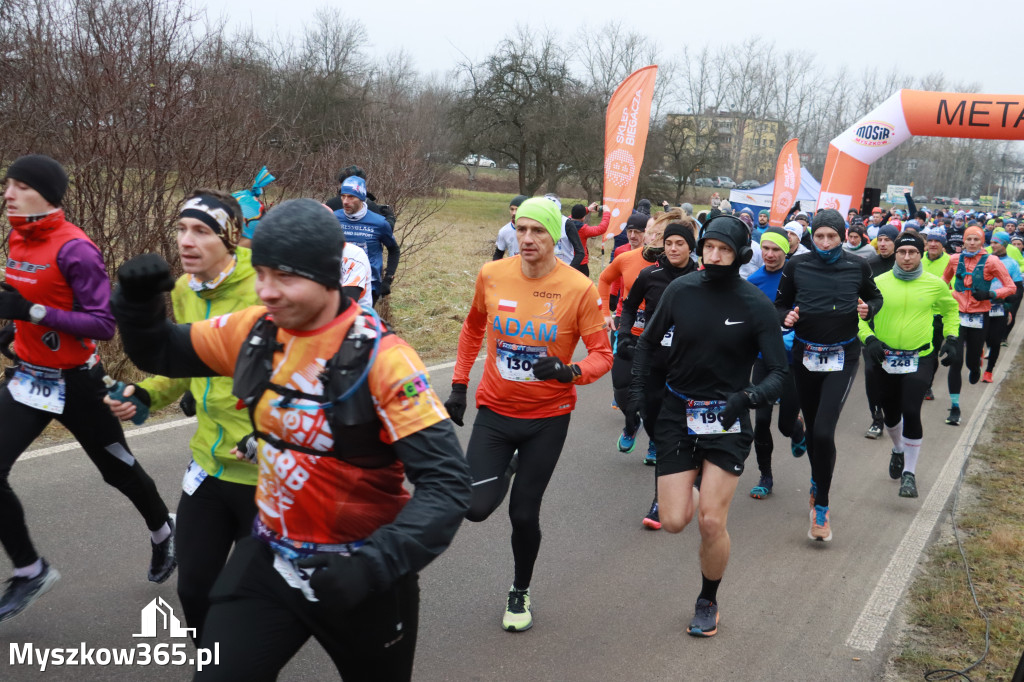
xmin=43 ymin=239 xmax=117 ymax=340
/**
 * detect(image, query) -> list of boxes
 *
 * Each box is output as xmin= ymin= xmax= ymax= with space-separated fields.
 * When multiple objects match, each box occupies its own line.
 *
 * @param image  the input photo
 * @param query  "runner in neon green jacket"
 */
xmin=858 ymin=233 xmax=959 ymax=499
xmin=137 ymin=245 xmax=259 ymax=484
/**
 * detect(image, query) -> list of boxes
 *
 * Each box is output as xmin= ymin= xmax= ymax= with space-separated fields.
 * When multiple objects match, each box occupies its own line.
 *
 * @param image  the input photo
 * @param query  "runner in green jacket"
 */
xmin=106 ymin=189 xmax=259 ymax=641
xmin=858 ymin=233 xmax=959 ymax=499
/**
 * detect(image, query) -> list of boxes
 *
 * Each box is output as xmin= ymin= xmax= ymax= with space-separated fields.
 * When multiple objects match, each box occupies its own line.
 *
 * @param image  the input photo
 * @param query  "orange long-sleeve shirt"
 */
xmin=452 ymin=258 xmax=612 ymax=419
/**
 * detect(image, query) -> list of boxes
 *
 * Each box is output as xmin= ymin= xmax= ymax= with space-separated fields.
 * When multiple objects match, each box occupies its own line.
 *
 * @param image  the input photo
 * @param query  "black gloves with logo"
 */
xmin=117 ymin=253 xmax=175 ymax=302
xmin=616 ymin=337 xmax=636 ymax=361
xmin=865 ymin=336 xmax=889 ymax=365
xmin=444 ymin=384 xmax=467 ymax=426
xmin=377 ymin=277 xmax=392 ymax=298
xmin=938 ymin=335 xmax=960 ymax=367
xmin=719 ymin=391 xmax=753 ymax=431
xmin=0 ymin=283 xmax=32 ymax=321
xmin=532 ymin=356 xmax=577 ymax=383
xmin=295 ymin=553 xmax=375 ymax=611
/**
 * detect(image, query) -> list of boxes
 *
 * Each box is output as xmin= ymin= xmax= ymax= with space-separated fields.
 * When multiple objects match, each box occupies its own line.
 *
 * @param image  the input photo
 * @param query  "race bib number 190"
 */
xmin=496 ymin=340 xmax=548 ymax=382
xmin=686 ymin=399 xmax=741 ymax=435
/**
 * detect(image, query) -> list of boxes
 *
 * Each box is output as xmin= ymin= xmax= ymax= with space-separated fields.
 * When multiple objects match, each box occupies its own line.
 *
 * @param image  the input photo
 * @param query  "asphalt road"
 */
xmin=0 ymin=337 xmax=1010 ymax=681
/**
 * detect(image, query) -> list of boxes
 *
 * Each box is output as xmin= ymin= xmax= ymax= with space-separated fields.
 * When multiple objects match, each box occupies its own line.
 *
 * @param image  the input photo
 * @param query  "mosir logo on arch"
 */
xmin=853 ymin=120 xmax=896 ymax=147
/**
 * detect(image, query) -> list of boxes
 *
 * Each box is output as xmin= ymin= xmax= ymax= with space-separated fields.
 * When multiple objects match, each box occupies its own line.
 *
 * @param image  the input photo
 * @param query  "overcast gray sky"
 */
xmin=206 ymin=0 xmax=1020 ymax=95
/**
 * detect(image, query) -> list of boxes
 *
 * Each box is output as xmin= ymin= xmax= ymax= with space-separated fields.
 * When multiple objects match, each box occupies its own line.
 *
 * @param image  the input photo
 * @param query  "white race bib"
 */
xmin=990 ymin=303 xmax=1005 ymax=317
xmin=496 ymin=340 xmax=548 ymax=382
xmin=959 ymin=312 xmax=984 ymax=329
xmin=660 ymin=326 xmax=675 ymax=348
xmin=273 ymin=553 xmax=319 ymax=602
xmin=7 ymin=369 xmax=65 ymax=414
xmin=686 ymin=399 xmax=741 ymax=435
xmin=632 ymin=308 xmax=646 ymax=332
xmin=801 ymin=343 xmax=845 ymax=372
xmin=181 ymin=459 xmax=209 ymax=496
xmin=883 ymin=349 xmax=919 ymax=375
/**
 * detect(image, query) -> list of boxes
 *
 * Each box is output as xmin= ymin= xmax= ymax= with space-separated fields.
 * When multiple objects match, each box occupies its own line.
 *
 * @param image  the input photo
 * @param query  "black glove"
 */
xmin=377 ymin=277 xmax=392 ymax=298
xmin=616 ymin=336 xmax=635 ymax=361
xmin=0 ymin=323 xmax=14 ymax=359
xmin=719 ymin=391 xmax=752 ymax=431
xmin=130 ymin=384 xmax=151 ymax=408
xmin=179 ymin=389 xmax=196 ymax=417
xmin=116 ymin=253 xmax=175 ymax=302
xmin=444 ymin=383 xmax=467 ymax=426
xmin=864 ymin=336 xmax=889 ymax=365
xmin=970 ymin=287 xmax=992 ymax=301
xmin=939 ymin=335 xmax=960 ymax=367
xmin=532 ymin=356 xmax=577 ymax=383
xmin=295 ymin=553 xmax=375 ymax=611
xmin=627 ymin=378 xmax=647 ymax=425
xmin=0 ymin=283 xmax=32 ymax=321
xmin=236 ymin=433 xmax=258 ymax=462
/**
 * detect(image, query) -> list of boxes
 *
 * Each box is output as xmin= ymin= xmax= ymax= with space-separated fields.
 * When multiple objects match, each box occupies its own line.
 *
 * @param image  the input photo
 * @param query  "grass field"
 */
xmin=892 ymin=343 xmax=1024 ymax=680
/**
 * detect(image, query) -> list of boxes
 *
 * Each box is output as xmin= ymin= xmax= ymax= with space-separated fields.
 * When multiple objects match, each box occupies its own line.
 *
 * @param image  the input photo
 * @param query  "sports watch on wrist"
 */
xmin=28 ymin=304 xmax=46 ymax=324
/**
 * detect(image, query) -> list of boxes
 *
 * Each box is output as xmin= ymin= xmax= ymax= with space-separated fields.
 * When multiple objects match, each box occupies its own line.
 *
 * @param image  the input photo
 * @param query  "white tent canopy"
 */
xmin=728 ymin=167 xmax=822 ymax=213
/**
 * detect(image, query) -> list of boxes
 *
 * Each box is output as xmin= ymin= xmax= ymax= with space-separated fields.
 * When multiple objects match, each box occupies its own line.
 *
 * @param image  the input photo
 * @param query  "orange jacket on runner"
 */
xmin=452 ymin=257 xmax=612 ymax=419
xmin=599 ymin=248 xmax=655 ymax=321
xmin=942 ymin=253 xmax=1013 ymax=314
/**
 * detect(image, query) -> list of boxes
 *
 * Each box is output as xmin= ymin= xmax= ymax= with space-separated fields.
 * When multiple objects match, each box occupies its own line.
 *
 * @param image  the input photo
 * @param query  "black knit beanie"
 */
xmin=663 ymin=222 xmax=696 ymax=253
xmin=811 ymin=209 xmax=847 ymax=242
xmin=571 ymin=204 xmax=587 ymax=220
xmin=4 ymin=154 xmax=68 ymax=207
xmin=251 ymin=199 xmax=343 ymax=290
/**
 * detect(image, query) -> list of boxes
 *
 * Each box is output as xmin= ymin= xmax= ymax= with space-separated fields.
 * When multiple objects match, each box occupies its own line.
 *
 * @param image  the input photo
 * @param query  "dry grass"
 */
xmin=893 ymin=344 xmax=1024 ymax=681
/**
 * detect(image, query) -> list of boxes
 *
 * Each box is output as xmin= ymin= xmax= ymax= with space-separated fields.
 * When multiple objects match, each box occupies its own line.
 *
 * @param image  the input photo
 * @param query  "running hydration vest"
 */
xmin=953 ymin=253 xmax=990 ymax=297
xmin=231 ymin=310 xmax=396 ymax=468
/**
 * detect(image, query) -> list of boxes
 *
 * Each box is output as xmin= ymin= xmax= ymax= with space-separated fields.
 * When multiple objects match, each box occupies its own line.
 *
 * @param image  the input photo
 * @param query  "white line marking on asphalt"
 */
xmin=846 ymin=330 xmax=1018 ymax=652
xmin=20 ymin=356 xmax=477 ymax=462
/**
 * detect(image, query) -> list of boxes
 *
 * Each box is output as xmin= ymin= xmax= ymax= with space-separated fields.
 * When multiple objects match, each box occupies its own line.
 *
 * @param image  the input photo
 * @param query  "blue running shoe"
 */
xmin=809 ymin=479 xmax=817 ymax=510
xmin=791 ymin=436 xmax=807 ymax=458
xmin=687 ymin=598 xmax=719 ymax=637
xmin=617 ymin=428 xmax=637 ymax=453
xmin=809 ymin=505 xmax=832 ymax=542
xmin=750 ymin=475 xmax=773 ymax=499
xmin=644 ymin=441 xmax=656 ymax=466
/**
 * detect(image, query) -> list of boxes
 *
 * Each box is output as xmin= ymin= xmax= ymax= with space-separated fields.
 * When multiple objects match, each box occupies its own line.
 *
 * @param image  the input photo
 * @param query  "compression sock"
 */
xmin=698 ymin=573 xmax=721 ymax=604
xmin=151 ymin=522 xmax=171 ymax=544
xmin=13 ymin=559 xmax=43 ymax=579
xmin=950 ymin=394 xmax=960 ymax=408
xmin=886 ymin=419 xmax=904 ymax=453
xmin=903 ymin=437 xmax=923 ymax=474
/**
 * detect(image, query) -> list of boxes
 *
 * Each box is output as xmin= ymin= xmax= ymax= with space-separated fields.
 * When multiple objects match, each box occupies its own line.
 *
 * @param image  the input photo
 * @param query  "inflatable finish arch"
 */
xmin=817 ymin=90 xmax=1024 ymax=214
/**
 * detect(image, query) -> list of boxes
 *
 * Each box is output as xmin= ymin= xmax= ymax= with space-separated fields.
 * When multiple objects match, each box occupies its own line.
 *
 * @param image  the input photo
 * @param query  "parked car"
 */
xmin=460 ymin=154 xmax=497 ymax=168
xmin=913 ymin=195 xmax=929 ymax=203
xmin=951 ymin=198 xmax=960 ymax=205
xmin=506 ymin=162 xmax=519 ymax=170
xmin=694 ymin=177 xmax=714 ymax=187
xmin=737 ymin=179 xmax=761 ymax=190
xmin=713 ymin=176 xmax=736 ymax=189
xmin=960 ymin=198 xmax=976 ymax=206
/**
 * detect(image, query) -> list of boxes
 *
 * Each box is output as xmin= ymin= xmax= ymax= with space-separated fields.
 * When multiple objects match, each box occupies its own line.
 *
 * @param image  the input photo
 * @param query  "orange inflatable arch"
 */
xmin=817 ymin=90 xmax=1024 ymax=214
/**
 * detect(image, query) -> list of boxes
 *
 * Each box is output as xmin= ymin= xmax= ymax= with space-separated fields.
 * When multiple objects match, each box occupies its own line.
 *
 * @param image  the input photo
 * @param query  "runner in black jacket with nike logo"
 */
xmin=775 ymin=210 xmax=883 ymax=543
xmin=629 ymin=216 xmax=787 ymax=638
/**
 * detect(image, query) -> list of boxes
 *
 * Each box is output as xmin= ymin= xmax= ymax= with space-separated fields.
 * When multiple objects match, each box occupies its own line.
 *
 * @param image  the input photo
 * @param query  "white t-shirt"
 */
xmin=495 ymin=221 xmax=518 ymax=256
xmin=341 ymin=242 xmax=373 ymax=308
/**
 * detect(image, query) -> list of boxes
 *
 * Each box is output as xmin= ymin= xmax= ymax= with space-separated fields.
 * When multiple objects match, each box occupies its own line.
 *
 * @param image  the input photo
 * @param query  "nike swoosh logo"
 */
xmin=725 ymin=319 xmax=744 ymax=325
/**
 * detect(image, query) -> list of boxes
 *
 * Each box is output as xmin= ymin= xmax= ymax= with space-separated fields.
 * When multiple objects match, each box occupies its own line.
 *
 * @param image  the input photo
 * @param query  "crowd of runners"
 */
xmin=1 ymin=151 xmax=1021 ymax=678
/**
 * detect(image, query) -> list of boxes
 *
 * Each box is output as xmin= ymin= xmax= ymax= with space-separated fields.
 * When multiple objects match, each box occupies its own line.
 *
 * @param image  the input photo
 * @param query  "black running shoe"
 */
xmin=148 ymin=517 xmax=177 ymax=584
xmin=969 ymin=368 xmax=980 ymax=385
xmin=924 ymin=388 xmax=934 ymax=401
xmin=0 ymin=560 xmax=60 ymax=623
xmin=889 ymin=450 xmax=904 ymax=480
xmin=865 ymin=413 xmax=884 ymax=439
xmin=687 ymin=598 xmax=719 ymax=637
xmin=899 ymin=472 xmax=918 ymax=498
xmin=945 ymin=406 xmax=961 ymax=426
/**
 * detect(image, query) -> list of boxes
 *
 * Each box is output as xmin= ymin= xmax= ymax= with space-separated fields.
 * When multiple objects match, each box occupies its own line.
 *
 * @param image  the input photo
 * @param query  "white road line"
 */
xmin=19 ymin=355 xmax=476 ymax=462
xmin=846 ymin=329 xmax=1020 ymax=652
